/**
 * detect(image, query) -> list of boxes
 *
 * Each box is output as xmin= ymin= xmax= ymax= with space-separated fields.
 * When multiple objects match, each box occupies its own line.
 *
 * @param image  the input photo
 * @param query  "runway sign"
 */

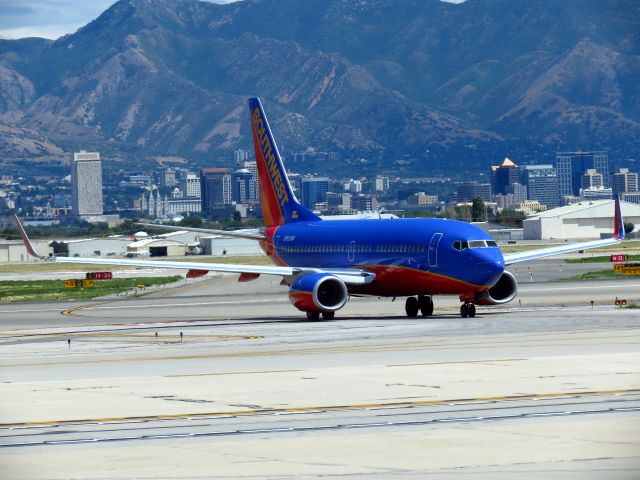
xmin=63 ymin=279 xmax=95 ymax=288
xmin=63 ymin=280 xmax=78 ymax=288
xmin=613 ymin=263 xmax=640 ymax=275
xmin=611 ymin=254 xmax=629 ymax=262
xmin=86 ymin=271 xmax=113 ymax=280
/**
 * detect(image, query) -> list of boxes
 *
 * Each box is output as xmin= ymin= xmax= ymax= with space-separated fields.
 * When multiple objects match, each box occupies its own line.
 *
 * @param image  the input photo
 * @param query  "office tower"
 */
xmin=200 ymin=168 xmax=231 ymax=215
xmin=232 ymin=168 xmax=253 ymax=204
xmin=233 ymin=149 xmax=249 ymax=164
xmin=580 ymin=169 xmax=604 ymax=189
xmin=240 ymin=161 xmax=259 ymax=202
xmin=71 ymin=151 xmax=103 ymax=217
xmin=490 ymin=157 xmax=520 ymax=196
xmin=611 ymin=168 xmax=638 ymax=196
xmin=556 ymin=151 xmax=609 ymax=197
xmin=375 ymin=175 xmax=390 ymax=192
xmin=505 ymin=183 xmax=527 ymax=204
xmin=183 ymin=173 xmax=201 ymax=198
xmin=162 ymin=168 xmax=177 ymax=187
xmin=521 ymin=165 xmax=559 ymax=208
xmin=301 ymin=176 xmax=329 ymax=208
xmin=456 ymin=182 xmax=491 ymax=203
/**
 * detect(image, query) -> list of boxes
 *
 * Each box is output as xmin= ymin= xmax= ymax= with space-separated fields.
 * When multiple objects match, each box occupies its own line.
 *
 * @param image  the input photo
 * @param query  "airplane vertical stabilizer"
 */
xmin=249 ymin=97 xmax=321 ymax=226
xmin=614 ymin=195 xmax=625 ymax=240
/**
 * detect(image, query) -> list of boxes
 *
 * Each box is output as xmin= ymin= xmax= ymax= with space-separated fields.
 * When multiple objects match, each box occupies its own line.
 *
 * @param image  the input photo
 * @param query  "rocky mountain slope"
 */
xmin=0 ymin=0 xmax=638 ymax=170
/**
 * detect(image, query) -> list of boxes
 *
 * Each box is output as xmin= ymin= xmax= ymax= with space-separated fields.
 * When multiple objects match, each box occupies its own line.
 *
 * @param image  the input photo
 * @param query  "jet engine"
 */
xmin=474 ymin=270 xmax=518 ymax=305
xmin=289 ymin=273 xmax=348 ymax=312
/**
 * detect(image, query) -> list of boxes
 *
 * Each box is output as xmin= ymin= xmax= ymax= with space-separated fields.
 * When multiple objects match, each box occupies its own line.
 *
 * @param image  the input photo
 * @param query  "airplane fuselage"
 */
xmin=261 ymin=218 xmax=505 ymax=297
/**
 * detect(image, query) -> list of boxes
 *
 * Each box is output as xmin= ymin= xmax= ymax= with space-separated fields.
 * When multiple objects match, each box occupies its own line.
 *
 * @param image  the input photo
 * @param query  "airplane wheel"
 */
xmin=419 ymin=295 xmax=434 ymax=316
xmin=468 ymin=304 xmax=476 ymax=318
xmin=306 ymin=311 xmax=320 ymax=321
xmin=322 ymin=311 xmax=335 ymax=320
xmin=405 ymin=297 xmax=419 ymax=317
xmin=460 ymin=303 xmax=469 ymax=318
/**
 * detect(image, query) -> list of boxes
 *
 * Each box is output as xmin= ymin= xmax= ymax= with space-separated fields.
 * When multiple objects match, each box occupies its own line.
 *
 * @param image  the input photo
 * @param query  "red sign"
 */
xmin=86 ymin=271 xmax=113 ymax=280
xmin=611 ymin=254 xmax=629 ymax=263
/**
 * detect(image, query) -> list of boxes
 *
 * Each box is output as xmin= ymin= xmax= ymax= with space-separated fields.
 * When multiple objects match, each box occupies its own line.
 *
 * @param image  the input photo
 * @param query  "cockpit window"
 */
xmin=486 ymin=240 xmax=498 ymax=247
xmin=468 ymin=240 xmax=486 ymax=248
xmin=452 ymin=240 xmax=468 ymax=251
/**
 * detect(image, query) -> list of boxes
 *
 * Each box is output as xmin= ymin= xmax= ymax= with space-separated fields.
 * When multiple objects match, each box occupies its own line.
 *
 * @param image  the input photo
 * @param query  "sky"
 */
xmin=0 ymin=0 xmax=465 ymax=40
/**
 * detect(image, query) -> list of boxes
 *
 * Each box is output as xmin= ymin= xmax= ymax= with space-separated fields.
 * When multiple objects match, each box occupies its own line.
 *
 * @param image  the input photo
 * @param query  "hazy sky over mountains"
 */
xmin=0 ymin=0 xmax=465 ymax=40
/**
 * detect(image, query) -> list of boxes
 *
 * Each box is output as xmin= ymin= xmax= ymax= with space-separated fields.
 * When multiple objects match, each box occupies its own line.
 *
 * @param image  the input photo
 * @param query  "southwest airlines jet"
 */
xmin=16 ymin=98 xmax=625 ymax=320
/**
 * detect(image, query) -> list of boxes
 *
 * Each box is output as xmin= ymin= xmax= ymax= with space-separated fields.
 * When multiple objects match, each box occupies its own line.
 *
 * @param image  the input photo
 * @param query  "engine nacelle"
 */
xmin=289 ymin=273 xmax=348 ymax=312
xmin=474 ymin=270 xmax=518 ymax=305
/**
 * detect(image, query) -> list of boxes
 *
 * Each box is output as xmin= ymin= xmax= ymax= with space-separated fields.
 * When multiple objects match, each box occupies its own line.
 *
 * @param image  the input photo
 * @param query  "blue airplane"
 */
xmin=16 ymin=98 xmax=626 ymax=320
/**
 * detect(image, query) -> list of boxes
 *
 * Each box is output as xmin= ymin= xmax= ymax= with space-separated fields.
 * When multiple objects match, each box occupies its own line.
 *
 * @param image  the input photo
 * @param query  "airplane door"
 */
xmin=348 ymin=241 xmax=356 ymax=263
xmin=428 ymin=233 xmax=443 ymax=268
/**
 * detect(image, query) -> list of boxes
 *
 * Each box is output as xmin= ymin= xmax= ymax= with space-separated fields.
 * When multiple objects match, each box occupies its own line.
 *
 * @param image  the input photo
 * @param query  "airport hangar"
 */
xmin=523 ymin=199 xmax=640 ymax=240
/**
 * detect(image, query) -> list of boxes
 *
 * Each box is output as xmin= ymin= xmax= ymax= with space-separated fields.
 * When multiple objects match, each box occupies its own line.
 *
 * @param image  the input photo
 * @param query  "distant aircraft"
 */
xmin=16 ymin=98 xmax=626 ymax=320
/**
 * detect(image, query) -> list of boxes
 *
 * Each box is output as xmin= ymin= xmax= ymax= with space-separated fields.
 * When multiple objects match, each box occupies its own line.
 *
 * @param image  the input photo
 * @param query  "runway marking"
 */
xmin=522 ymin=283 xmax=640 ymax=293
xmin=62 ymin=302 xmax=106 ymax=317
xmin=2 ymin=388 xmax=639 ymax=429
xmin=165 ymin=369 xmax=304 ymax=378
xmin=387 ymin=358 xmax=526 ymax=368
xmin=5 ymin=332 xmax=640 ymax=367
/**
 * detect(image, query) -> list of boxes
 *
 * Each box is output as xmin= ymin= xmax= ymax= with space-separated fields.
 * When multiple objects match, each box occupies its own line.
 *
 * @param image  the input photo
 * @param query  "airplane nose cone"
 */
xmin=473 ymin=251 xmax=504 ymax=285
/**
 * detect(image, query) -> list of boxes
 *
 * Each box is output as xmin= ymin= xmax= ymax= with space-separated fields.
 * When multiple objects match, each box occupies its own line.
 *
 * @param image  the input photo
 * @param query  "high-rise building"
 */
xmin=200 ymin=168 xmax=231 ymax=216
xmin=456 ymin=182 xmax=491 ymax=203
xmin=162 ymin=168 xmax=177 ymax=187
xmin=581 ymin=169 xmax=604 ymax=190
xmin=490 ymin=157 xmax=520 ymax=196
xmin=183 ymin=173 xmax=201 ymax=198
xmin=231 ymin=169 xmax=253 ymax=204
xmin=240 ymin=161 xmax=259 ymax=202
xmin=505 ymin=183 xmax=527 ymax=204
xmin=71 ymin=151 xmax=103 ymax=217
xmin=233 ymin=149 xmax=250 ymax=164
xmin=556 ymin=151 xmax=609 ymax=197
xmin=611 ymin=168 xmax=638 ymax=196
xmin=301 ymin=177 xmax=329 ymax=209
xmin=521 ymin=165 xmax=559 ymax=208
xmin=375 ymin=175 xmax=390 ymax=192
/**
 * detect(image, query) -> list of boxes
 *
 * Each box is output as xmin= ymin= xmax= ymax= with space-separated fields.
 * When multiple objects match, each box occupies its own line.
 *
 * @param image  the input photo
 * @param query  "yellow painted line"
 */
xmin=3 ymin=388 xmax=638 ymax=429
xmin=61 ymin=302 xmax=105 ymax=317
xmin=165 ymin=368 xmax=303 ymax=378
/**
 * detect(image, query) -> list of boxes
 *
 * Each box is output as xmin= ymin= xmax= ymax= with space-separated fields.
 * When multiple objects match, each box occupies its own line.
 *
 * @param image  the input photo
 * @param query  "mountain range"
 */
xmin=0 ymin=0 xmax=639 ymax=173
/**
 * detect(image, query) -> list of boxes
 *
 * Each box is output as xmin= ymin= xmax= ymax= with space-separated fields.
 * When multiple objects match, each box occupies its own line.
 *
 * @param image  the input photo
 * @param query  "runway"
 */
xmin=1 ymin=271 xmax=639 ymax=479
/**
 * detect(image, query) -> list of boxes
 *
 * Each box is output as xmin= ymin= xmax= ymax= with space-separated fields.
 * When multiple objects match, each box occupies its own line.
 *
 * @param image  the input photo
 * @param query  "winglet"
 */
xmin=613 ymin=195 xmax=625 ymax=240
xmin=13 ymin=215 xmax=45 ymax=259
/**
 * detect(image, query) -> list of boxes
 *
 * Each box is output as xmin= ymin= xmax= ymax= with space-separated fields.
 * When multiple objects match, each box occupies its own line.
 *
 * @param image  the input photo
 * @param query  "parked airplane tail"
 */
xmin=249 ymin=97 xmax=320 ymax=226
xmin=614 ymin=194 xmax=625 ymax=240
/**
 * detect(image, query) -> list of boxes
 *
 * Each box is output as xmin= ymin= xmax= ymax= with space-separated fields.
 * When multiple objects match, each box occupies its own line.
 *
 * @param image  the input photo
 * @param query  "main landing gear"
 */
xmin=405 ymin=295 xmax=434 ymax=317
xmin=306 ymin=311 xmax=335 ymax=321
xmin=460 ymin=301 xmax=476 ymax=318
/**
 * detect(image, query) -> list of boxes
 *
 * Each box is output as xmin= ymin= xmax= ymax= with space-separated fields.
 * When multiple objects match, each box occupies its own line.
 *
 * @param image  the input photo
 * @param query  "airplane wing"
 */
xmin=502 ymin=196 xmax=625 ymax=265
xmin=13 ymin=215 xmax=374 ymax=286
xmin=135 ymin=223 xmax=266 ymax=241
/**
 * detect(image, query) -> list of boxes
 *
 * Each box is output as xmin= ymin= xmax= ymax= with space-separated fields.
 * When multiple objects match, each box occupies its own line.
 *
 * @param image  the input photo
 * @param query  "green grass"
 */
xmin=0 ymin=276 xmax=182 ymax=303
xmin=557 ymin=270 xmax=622 ymax=281
xmin=500 ymin=240 xmax=640 ymax=254
xmin=565 ymin=255 xmax=640 ymax=264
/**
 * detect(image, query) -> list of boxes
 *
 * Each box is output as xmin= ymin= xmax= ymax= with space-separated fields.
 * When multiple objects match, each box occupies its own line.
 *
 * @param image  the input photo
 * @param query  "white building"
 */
xmin=0 ymin=240 xmax=52 ymax=262
xmin=523 ymin=199 xmax=640 ymax=240
xmin=71 ymin=151 xmax=103 ymax=217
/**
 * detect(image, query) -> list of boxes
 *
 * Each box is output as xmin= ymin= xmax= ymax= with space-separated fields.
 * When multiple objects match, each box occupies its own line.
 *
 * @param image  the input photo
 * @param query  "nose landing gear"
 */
xmin=460 ymin=301 xmax=476 ymax=318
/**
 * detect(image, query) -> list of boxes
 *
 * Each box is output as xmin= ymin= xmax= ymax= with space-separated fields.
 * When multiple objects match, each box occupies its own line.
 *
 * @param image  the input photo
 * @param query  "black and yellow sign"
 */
xmin=63 ymin=279 xmax=95 ymax=288
xmin=614 ymin=263 xmax=640 ymax=276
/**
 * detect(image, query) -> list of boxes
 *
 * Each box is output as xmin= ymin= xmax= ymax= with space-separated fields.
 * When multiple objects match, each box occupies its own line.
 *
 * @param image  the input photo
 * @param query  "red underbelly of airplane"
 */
xmin=349 ymin=265 xmax=485 ymax=297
